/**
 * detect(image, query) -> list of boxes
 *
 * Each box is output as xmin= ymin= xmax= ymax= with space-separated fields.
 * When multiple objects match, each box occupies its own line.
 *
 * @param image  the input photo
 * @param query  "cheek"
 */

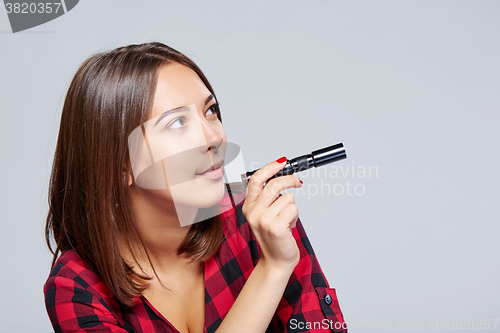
xmin=149 ymin=132 xmax=201 ymax=164
xmin=147 ymin=134 xmax=177 ymax=161
xmin=163 ymin=151 xmax=200 ymax=188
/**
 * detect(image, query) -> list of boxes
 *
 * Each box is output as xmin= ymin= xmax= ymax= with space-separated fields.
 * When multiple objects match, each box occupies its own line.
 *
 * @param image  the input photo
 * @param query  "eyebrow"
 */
xmin=204 ymin=94 xmax=214 ymax=106
xmin=154 ymin=106 xmax=190 ymax=127
xmin=153 ymin=94 xmax=215 ymax=128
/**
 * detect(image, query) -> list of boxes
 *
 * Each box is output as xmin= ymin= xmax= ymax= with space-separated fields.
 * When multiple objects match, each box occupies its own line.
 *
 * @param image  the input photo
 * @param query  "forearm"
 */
xmin=215 ymin=259 xmax=293 ymax=333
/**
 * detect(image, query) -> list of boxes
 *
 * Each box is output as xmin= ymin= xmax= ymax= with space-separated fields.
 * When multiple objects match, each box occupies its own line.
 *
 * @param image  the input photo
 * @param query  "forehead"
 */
xmin=151 ymin=62 xmax=210 ymax=118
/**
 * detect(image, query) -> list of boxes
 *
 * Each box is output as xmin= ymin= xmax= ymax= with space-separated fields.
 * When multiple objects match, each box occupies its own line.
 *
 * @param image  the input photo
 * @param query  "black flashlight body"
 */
xmin=241 ymin=143 xmax=347 ymax=185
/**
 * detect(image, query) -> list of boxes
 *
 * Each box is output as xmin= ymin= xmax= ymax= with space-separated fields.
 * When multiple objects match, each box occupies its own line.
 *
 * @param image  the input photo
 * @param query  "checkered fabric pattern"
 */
xmin=44 ymin=201 xmax=347 ymax=332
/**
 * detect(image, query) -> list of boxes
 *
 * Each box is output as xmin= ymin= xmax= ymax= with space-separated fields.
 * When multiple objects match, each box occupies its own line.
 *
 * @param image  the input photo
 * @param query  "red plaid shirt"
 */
xmin=44 ymin=201 xmax=347 ymax=332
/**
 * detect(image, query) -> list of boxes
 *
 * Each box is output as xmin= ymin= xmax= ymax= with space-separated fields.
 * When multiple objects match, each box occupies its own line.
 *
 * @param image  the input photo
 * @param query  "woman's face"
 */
xmin=128 ymin=62 xmax=227 ymax=225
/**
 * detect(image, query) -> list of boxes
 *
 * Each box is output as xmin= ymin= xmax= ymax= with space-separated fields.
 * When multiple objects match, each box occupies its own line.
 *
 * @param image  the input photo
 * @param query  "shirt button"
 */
xmin=324 ymin=294 xmax=332 ymax=305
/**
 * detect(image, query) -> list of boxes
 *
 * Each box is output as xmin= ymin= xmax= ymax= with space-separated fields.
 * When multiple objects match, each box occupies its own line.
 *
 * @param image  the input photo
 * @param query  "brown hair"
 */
xmin=45 ymin=42 xmax=224 ymax=307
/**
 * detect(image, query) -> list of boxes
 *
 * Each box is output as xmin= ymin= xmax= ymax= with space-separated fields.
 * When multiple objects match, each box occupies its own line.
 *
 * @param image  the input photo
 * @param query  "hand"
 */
xmin=242 ymin=157 xmax=303 ymax=272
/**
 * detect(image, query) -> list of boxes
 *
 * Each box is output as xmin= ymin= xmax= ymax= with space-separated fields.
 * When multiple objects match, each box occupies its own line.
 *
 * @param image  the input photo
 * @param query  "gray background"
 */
xmin=1 ymin=1 xmax=499 ymax=332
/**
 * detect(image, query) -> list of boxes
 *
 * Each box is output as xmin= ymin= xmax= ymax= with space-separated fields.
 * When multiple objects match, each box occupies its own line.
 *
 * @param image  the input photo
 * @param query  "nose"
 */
xmin=199 ymin=117 xmax=224 ymax=154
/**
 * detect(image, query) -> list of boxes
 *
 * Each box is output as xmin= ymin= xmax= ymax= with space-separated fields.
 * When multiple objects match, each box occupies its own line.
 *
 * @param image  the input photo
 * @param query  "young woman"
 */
xmin=44 ymin=42 xmax=347 ymax=333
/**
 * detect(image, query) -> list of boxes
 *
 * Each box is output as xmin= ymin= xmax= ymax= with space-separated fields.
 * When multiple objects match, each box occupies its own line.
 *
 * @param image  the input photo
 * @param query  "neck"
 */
xmin=126 ymin=186 xmax=199 ymax=272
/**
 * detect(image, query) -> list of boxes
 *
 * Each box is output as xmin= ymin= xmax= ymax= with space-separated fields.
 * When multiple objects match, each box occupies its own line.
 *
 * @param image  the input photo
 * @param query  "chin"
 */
xmin=170 ymin=177 xmax=225 ymax=209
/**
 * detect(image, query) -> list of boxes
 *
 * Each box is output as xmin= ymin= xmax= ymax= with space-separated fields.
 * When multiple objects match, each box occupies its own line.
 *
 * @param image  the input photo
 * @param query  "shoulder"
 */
xmin=206 ymin=195 xmax=260 ymax=277
xmin=43 ymin=249 xmax=128 ymax=330
xmin=218 ymin=192 xmax=313 ymax=259
xmin=216 ymin=190 xmax=316 ymax=262
xmin=218 ymin=188 xmax=256 ymax=243
xmin=44 ymin=249 xmax=114 ymax=299
xmin=220 ymin=196 xmax=257 ymax=250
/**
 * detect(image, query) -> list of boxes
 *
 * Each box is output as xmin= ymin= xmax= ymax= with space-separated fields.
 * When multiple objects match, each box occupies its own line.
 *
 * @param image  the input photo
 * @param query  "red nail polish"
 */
xmin=276 ymin=156 xmax=287 ymax=163
xmin=298 ymin=178 xmax=303 ymax=184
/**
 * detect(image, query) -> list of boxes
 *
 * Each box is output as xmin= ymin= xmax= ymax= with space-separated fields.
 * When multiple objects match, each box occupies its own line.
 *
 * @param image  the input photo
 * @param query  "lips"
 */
xmin=199 ymin=160 xmax=224 ymax=174
xmin=197 ymin=160 xmax=225 ymax=179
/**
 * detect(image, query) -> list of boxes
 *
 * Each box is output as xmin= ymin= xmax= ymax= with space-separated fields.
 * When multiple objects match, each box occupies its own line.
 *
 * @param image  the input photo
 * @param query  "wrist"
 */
xmin=255 ymin=257 xmax=296 ymax=280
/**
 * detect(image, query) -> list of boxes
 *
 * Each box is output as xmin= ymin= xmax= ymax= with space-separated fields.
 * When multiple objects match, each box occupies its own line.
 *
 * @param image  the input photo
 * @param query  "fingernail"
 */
xmin=298 ymin=178 xmax=303 ymax=184
xmin=276 ymin=156 xmax=287 ymax=163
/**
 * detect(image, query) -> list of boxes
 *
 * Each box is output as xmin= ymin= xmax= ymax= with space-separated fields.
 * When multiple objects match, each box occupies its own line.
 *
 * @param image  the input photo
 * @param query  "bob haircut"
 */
xmin=45 ymin=42 xmax=224 ymax=307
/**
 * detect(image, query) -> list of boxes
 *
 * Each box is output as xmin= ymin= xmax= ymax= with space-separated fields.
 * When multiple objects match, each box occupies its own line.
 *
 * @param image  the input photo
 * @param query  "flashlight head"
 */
xmin=311 ymin=143 xmax=346 ymax=167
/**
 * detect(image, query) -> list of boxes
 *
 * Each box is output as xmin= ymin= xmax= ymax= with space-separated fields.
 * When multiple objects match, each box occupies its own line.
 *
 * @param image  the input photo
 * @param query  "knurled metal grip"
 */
xmin=241 ymin=143 xmax=346 ymax=186
xmin=290 ymin=154 xmax=311 ymax=172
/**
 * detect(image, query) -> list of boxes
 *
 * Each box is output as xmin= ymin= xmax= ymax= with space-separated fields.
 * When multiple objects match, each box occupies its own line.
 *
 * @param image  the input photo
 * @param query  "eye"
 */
xmin=205 ymin=103 xmax=220 ymax=118
xmin=167 ymin=116 xmax=187 ymax=129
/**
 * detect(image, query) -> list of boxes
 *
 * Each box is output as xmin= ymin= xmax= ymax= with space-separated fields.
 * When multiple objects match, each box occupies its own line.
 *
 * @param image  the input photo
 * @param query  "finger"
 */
xmin=276 ymin=203 xmax=299 ymax=227
xmin=245 ymin=157 xmax=288 ymax=204
xmin=255 ymin=175 xmax=302 ymax=208
xmin=269 ymin=203 xmax=299 ymax=238
xmin=265 ymin=192 xmax=295 ymax=218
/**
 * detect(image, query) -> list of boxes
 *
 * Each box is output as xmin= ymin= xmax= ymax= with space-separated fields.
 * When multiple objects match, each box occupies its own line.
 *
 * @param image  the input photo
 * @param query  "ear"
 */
xmin=122 ymin=168 xmax=134 ymax=186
